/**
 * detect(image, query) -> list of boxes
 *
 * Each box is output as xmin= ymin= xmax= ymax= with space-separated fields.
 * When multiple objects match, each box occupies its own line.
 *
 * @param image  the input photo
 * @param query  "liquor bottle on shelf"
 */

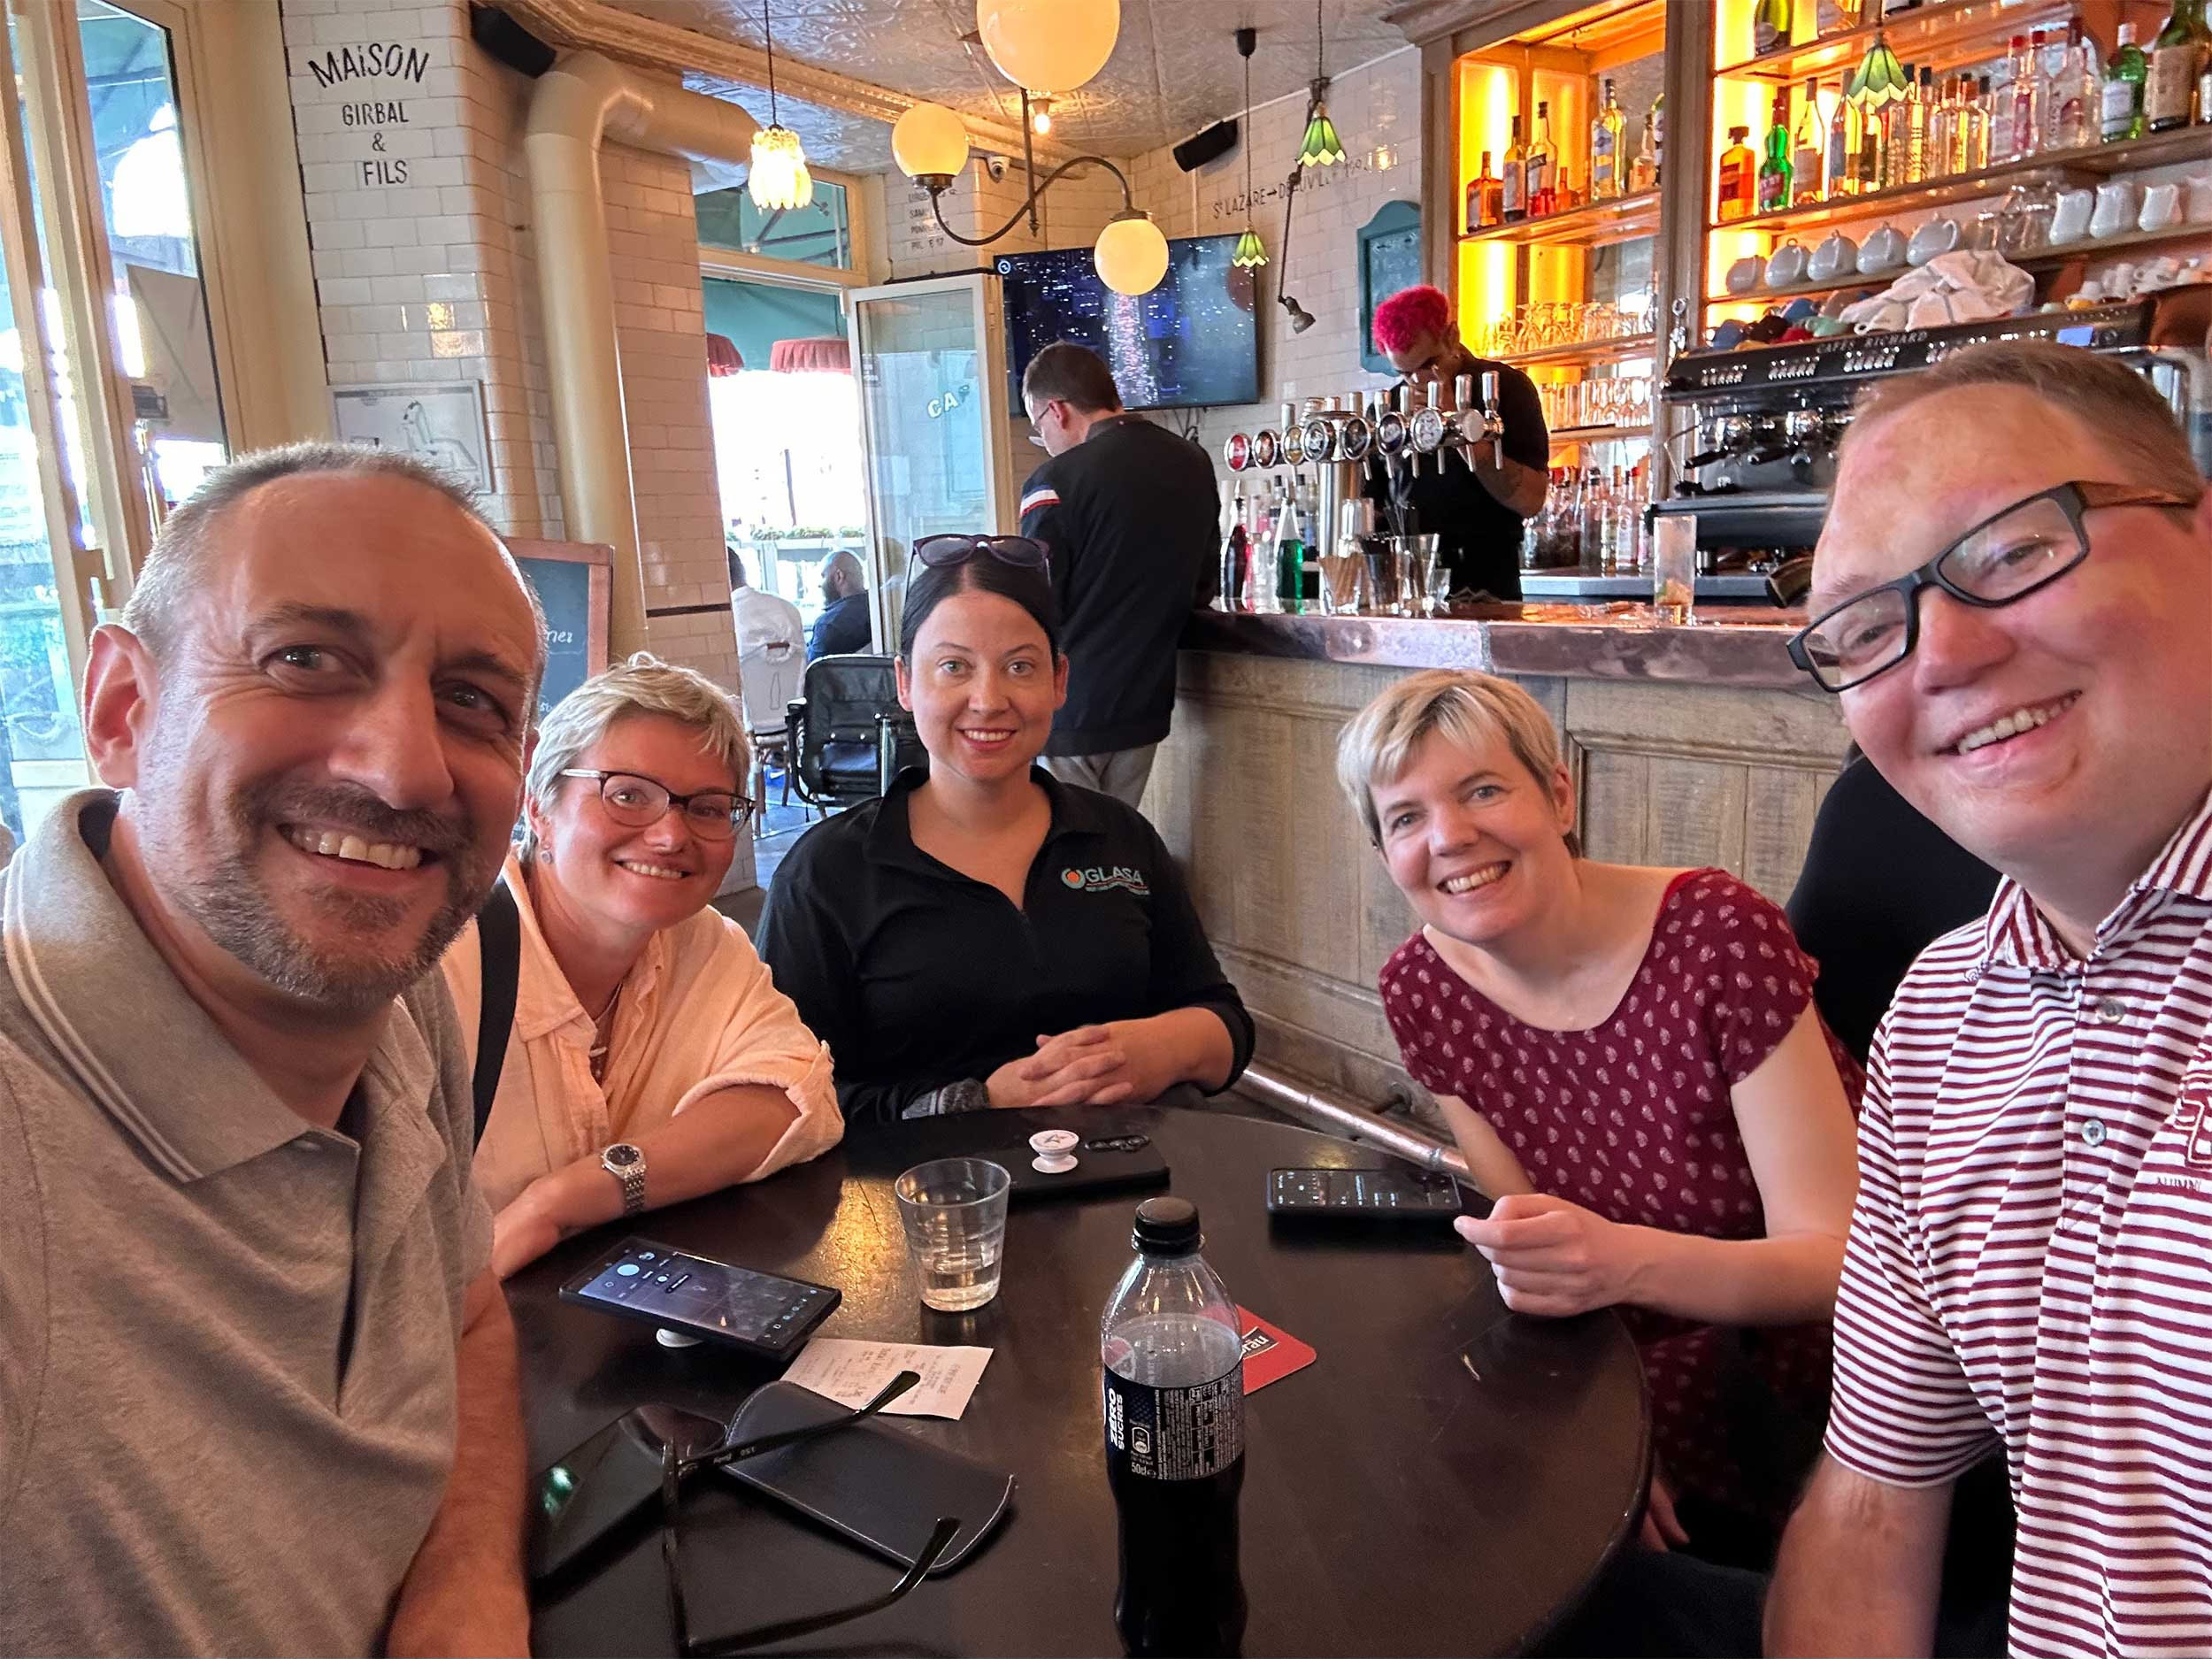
xmin=1907 ymin=65 xmax=1932 ymax=181
xmin=1792 ymin=78 xmax=1824 ymax=202
xmin=1468 ymin=150 xmax=1504 ymax=231
xmin=1617 ymin=464 xmax=1647 ymax=579
xmin=1758 ymin=88 xmax=1793 ymax=211
xmin=1971 ymin=74 xmax=1993 ymax=167
xmin=2008 ymin=34 xmax=2044 ymax=158
xmin=2147 ymin=0 xmax=2208 ymax=132
xmin=1717 ymin=125 xmax=1756 ymax=220
xmin=1929 ymin=74 xmax=1957 ymax=179
xmin=1591 ymin=77 xmax=1625 ymax=200
xmin=1754 ymin=0 xmax=1793 ymax=56
xmin=2104 ymin=23 xmax=2149 ymax=142
xmin=1272 ymin=484 xmax=1305 ymax=616
xmin=1578 ymin=469 xmax=1607 ymax=573
xmin=1502 ymin=115 xmax=1528 ymax=221
xmin=2044 ymin=21 xmax=2088 ymax=150
xmin=1630 ymin=111 xmax=1660 ymax=193
xmin=1878 ymin=65 xmax=1916 ymax=188
xmin=1217 ymin=490 xmax=1245 ymax=611
xmin=1856 ymin=99 xmax=1882 ymax=191
xmin=1526 ymin=102 xmax=1558 ymax=216
xmin=1827 ymin=84 xmax=1856 ymax=195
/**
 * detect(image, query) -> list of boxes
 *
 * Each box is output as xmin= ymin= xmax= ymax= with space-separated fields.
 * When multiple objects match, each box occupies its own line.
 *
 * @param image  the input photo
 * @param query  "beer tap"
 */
xmin=1409 ymin=382 xmax=1448 ymax=477
xmin=1432 ymin=372 xmax=1505 ymax=471
xmin=1276 ymin=401 xmax=1306 ymax=471
xmin=1334 ymin=396 xmax=1373 ymax=469
xmin=1372 ymin=383 xmax=1412 ymax=494
xmin=1299 ymin=397 xmax=1339 ymax=467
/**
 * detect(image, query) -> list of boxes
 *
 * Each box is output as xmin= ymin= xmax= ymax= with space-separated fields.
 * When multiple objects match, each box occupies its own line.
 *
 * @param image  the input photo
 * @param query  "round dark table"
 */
xmin=512 ymin=1106 xmax=1650 ymax=1657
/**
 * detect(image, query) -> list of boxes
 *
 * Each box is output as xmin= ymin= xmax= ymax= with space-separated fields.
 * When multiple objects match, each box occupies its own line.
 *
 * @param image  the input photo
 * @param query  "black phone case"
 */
xmin=1000 ymin=1133 xmax=1170 ymax=1203
xmin=712 ymin=1381 xmax=1014 ymax=1573
xmin=556 ymin=1237 xmax=841 ymax=1361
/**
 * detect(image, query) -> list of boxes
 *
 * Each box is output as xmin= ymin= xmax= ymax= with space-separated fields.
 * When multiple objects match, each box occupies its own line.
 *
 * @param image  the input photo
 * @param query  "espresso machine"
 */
xmin=1655 ymin=298 xmax=2208 ymax=589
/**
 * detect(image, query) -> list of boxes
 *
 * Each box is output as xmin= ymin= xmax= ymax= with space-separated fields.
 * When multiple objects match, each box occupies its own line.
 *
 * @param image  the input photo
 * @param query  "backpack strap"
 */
xmin=472 ymin=876 xmax=522 ymax=1148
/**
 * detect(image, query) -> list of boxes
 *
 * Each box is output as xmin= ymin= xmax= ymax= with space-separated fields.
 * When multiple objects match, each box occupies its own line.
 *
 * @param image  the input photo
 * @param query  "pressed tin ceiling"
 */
xmin=604 ymin=0 xmax=1411 ymax=167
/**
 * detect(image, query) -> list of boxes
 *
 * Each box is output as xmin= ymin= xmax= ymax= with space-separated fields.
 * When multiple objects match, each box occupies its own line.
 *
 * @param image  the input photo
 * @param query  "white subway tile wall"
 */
xmin=284 ymin=0 xmax=740 ymax=697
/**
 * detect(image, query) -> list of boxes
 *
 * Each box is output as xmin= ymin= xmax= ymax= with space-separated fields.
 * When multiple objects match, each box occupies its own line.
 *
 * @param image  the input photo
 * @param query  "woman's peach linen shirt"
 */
xmin=443 ymin=854 xmax=842 ymax=1211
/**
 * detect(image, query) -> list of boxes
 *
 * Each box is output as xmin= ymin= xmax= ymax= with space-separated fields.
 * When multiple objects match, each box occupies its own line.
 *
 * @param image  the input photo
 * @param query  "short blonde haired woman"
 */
xmin=1340 ymin=669 xmax=1862 ymax=1563
xmin=445 ymin=654 xmax=841 ymax=1277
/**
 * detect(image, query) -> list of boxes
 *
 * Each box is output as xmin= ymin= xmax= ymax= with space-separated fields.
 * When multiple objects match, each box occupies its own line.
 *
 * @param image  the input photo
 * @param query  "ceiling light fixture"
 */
xmin=747 ymin=0 xmax=813 ymax=211
xmin=976 ymin=0 xmax=1119 ymax=97
xmin=1296 ymin=0 xmax=1346 ymax=168
xmin=1030 ymin=96 xmax=1053 ymax=136
xmin=1845 ymin=26 xmax=1907 ymax=106
xmin=893 ymin=81 xmax=1168 ymax=294
xmin=1231 ymin=27 xmax=1266 ymax=268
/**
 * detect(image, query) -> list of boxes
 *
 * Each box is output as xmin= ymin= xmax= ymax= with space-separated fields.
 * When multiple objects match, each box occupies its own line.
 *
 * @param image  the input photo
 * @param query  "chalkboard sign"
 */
xmin=1357 ymin=201 xmax=1424 ymax=374
xmin=506 ymin=539 xmax=612 ymax=721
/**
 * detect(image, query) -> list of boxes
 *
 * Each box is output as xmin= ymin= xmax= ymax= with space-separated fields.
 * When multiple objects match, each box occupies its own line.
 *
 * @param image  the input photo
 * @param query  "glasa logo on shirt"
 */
xmin=1061 ymin=865 xmax=1150 ymax=896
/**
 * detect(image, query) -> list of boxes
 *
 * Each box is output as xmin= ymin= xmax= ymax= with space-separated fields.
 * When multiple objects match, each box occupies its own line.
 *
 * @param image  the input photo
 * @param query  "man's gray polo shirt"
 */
xmin=0 ymin=793 xmax=493 ymax=1655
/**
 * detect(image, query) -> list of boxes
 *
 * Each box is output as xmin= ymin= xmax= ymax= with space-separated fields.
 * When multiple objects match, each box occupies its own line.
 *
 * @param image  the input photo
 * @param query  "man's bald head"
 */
xmin=823 ymin=549 xmax=864 ymax=601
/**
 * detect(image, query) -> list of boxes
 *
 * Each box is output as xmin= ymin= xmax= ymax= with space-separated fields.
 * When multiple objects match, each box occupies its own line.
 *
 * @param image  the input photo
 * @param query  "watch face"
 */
xmin=605 ymin=1143 xmax=643 ymax=1170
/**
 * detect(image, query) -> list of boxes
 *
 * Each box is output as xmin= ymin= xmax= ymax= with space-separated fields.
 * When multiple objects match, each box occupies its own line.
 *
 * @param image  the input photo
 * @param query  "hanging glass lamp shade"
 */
xmin=1845 ymin=32 xmax=1907 ymax=105
xmin=1094 ymin=211 xmax=1169 ymax=296
xmin=977 ymin=0 xmax=1119 ymax=96
xmin=1298 ymin=100 xmax=1347 ymax=168
xmin=749 ymin=124 xmax=813 ymax=211
xmin=1232 ymin=227 xmax=1268 ymax=268
xmin=892 ymin=102 xmax=971 ymax=180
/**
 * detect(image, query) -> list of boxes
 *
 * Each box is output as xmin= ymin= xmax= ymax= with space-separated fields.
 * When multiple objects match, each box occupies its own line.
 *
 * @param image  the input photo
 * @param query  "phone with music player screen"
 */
xmin=558 ymin=1237 xmax=841 ymax=1360
xmin=1266 ymin=1165 xmax=1466 ymax=1220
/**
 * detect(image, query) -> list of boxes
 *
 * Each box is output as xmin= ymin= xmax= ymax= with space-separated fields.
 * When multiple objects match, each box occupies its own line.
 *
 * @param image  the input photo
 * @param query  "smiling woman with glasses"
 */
xmin=443 ymin=654 xmax=842 ymax=1278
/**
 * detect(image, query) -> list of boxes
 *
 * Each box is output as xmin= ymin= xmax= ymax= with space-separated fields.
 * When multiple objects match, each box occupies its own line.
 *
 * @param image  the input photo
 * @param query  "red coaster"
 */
xmin=1238 ymin=1306 xmax=1317 ymax=1394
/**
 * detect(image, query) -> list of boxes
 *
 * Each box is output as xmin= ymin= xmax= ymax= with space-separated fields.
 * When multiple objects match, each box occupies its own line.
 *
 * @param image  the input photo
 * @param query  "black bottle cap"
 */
xmin=1133 ymin=1196 xmax=1202 ymax=1254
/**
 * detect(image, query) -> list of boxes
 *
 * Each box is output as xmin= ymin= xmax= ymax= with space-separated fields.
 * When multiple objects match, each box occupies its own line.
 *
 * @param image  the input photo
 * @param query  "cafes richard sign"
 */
xmin=300 ymin=39 xmax=431 ymax=189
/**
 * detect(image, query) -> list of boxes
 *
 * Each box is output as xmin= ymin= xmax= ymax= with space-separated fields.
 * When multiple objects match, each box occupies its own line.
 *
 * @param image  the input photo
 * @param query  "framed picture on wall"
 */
xmin=331 ymin=380 xmax=495 ymax=495
xmin=1356 ymin=202 xmax=1423 ymax=374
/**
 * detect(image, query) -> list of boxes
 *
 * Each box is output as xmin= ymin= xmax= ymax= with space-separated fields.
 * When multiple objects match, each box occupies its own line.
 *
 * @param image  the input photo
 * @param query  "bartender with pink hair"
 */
xmin=1367 ymin=284 xmax=1550 ymax=602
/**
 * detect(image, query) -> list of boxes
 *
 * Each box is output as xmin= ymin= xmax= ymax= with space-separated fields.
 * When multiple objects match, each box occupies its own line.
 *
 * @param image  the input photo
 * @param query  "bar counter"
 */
xmin=1148 ymin=606 xmax=1850 ymax=1122
xmin=1182 ymin=601 xmax=1813 ymax=691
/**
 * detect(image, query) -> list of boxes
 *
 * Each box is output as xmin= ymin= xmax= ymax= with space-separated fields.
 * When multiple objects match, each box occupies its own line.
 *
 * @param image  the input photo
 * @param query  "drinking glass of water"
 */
xmin=895 ymin=1157 xmax=1011 ymax=1311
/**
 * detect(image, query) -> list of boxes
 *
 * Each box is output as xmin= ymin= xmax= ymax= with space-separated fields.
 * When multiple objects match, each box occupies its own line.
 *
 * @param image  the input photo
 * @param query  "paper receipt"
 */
xmin=780 ymin=1338 xmax=995 ymax=1420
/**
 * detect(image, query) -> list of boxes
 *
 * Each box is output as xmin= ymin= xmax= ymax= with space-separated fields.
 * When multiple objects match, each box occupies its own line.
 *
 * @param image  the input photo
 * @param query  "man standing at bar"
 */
xmin=1765 ymin=342 xmax=2212 ymax=1657
xmin=0 ymin=446 xmax=543 ymax=1655
xmin=1369 ymin=284 xmax=1548 ymax=603
xmin=1018 ymin=340 xmax=1217 ymax=811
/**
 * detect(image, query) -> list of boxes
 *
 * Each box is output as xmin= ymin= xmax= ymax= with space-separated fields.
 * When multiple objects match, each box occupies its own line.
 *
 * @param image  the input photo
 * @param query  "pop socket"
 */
xmin=655 ymin=1327 xmax=703 ymax=1348
xmin=1029 ymin=1129 xmax=1079 ymax=1174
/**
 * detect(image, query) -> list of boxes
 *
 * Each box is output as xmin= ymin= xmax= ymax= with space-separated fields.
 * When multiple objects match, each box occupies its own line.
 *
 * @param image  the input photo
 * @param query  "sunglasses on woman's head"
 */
xmin=912 ymin=534 xmax=1049 ymax=572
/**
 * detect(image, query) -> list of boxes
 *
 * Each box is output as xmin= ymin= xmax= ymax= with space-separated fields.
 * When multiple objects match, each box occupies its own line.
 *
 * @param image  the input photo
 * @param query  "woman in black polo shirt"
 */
xmin=756 ymin=537 xmax=1254 ymax=1125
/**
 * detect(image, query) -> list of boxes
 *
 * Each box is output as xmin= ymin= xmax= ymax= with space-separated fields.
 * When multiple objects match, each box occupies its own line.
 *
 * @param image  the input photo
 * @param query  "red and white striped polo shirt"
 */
xmin=1826 ymin=787 xmax=2212 ymax=1657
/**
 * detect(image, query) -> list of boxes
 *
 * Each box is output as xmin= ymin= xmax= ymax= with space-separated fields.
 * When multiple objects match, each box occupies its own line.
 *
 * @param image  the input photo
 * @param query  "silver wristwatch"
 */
xmin=600 ymin=1141 xmax=647 ymax=1217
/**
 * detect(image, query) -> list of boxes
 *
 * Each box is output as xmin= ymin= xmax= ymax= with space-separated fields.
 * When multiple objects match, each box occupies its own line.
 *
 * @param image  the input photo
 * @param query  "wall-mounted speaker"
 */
xmin=1172 ymin=119 xmax=1238 ymax=173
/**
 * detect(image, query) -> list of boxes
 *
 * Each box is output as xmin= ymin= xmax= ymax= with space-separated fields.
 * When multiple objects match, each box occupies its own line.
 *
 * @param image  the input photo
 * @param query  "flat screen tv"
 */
xmin=997 ymin=233 xmax=1259 ymax=412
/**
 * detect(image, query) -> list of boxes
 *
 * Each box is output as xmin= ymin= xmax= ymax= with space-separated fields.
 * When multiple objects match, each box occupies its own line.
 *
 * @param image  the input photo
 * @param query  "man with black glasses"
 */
xmin=1766 ymin=342 xmax=2212 ymax=1659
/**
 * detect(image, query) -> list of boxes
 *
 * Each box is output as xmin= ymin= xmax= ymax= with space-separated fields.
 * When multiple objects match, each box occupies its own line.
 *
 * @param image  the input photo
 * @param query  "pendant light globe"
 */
xmin=977 ymin=0 xmax=1119 ymax=96
xmin=1232 ymin=227 xmax=1268 ymax=268
xmin=892 ymin=102 xmax=972 ymax=182
xmin=1094 ymin=210 xmax=1168 ymax=295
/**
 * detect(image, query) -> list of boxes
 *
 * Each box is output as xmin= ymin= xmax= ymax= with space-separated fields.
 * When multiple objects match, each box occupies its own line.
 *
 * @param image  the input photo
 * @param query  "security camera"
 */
xmin=981 ymin=154 xmax=1009 ymax=183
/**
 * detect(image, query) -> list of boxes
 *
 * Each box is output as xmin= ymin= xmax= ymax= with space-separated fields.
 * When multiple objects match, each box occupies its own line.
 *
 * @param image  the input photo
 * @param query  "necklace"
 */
xmin=587 ymin=983 xmax=621 ymax=1081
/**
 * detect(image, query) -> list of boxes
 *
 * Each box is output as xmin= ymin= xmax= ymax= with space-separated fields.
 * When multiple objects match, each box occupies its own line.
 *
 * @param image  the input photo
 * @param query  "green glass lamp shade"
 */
xmin=1845 ymin=34 xmax=1907 ymax=106
xmin=1232 ymin=227 xmax=1268 ymax=267
xmin=1297 ymin=105 xmax=1347 ymax=168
